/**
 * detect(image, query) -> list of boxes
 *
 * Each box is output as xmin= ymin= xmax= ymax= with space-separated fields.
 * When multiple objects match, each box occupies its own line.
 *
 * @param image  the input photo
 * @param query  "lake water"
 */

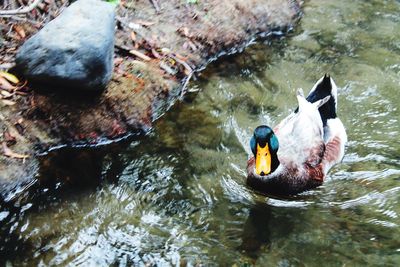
xmin=1 ymin=0 xmax=400 ymax=265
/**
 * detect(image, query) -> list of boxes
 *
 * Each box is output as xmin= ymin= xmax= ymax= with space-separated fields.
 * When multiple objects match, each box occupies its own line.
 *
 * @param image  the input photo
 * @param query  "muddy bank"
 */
xmin=0 ymin=0 xmax=301 ymax=202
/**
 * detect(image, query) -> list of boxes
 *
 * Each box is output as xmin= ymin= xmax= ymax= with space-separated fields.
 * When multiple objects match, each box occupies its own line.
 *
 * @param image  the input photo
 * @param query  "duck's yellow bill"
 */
xmin=255 ymin=143 xmax=271 ymax=176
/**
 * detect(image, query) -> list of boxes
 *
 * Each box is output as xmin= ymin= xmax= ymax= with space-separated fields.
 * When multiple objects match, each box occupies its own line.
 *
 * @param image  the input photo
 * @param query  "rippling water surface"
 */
xmin=2 ymin=0 xmax=400 ymax=265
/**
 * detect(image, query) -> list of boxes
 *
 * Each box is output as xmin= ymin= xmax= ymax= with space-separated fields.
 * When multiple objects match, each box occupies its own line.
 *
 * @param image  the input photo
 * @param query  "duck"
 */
xmin=247 ymin=75 xmax=347 ymax=195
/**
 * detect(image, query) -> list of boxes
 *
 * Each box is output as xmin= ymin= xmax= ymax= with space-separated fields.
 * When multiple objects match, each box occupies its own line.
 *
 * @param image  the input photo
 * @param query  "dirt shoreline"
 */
xmin=0 ymin=0 xmax=302 ymax=203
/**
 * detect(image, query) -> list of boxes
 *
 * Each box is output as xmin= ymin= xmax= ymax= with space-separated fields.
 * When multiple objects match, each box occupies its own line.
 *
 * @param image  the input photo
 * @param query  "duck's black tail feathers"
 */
xmin=307 ymin=74 xmax=337 ymax=126
xmin=305 ymin=74 xmax=337 ymax=126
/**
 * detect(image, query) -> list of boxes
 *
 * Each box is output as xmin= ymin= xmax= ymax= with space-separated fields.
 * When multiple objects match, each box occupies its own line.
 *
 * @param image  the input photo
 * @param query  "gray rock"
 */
xmin=16 ymin=0 xmax=115 ymax=91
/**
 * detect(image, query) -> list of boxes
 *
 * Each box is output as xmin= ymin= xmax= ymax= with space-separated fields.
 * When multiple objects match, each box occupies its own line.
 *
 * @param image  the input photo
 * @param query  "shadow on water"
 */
xmin=0 ymin=133 xmax=148 ymax=259
xmin=0 ymin=146 xmax=120 ymax=262
xmin=0 ymin=104 xmax=217 ymax=263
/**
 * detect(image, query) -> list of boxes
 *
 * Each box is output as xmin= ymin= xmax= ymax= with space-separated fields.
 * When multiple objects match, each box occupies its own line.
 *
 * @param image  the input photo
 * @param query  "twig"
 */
xmin=0 ymin=0 xmax=43 ymax=16
xmin=0 ymin=63 xmax=16 ymax=70
xmin=3 ymin=0 xmax=9 ymax=9
xmin=169 ymin=54 xmax=193 ymax=74
xmin=180 ymin=71 xmax=193 ymax=99
xmin=7 ymin=14 xmax=42 ymax=26
xmin=149 ymin=0 xmax=160 ymax=13
xmin=129 ymin=49 xmax=151 ymax=61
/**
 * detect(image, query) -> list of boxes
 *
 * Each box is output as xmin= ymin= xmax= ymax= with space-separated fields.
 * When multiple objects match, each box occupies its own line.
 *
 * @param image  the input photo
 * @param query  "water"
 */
xmin=2 ymin=0 xmax=400 ymax=265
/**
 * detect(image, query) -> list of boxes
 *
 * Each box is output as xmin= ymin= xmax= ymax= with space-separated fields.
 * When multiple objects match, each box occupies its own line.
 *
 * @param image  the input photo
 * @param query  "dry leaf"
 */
xmin=131 ymin=60 xmax=147 ymax=68
xmin=2 ymin=142 xmax=29 ymax=159
xmin=114 ymin=57 xmax=124 ymax=66
xmin=160 ymin=48 xmax=171 ymax=54
xmin=129 ymin=49 xmax=151 ymax=61
xmin=0 ymin=71 xmax=19 ymax=84
xmin=2 ymin=99 xmax=16 ymax=106
xmin=133 ymin=20 xmax=155 ymax=27
xmin=0 ymin=63 xmax=15 ymax=70
xmin=0 ymin=77 xmax=16 ymax=91
xmin=15 ymin=91 xmax=29 ymax=96
xmin=151 ymin=49 xmax=161 ymax=59
xmin=3 ymin=130 xmax=16 ymax=146
xmin=187 ymin=40 xmax=197 ymax=51
xmin=130 ymin=31 xmax=136 ymax=41
xmin=1 ymin=90 xmax=13 ymax=98
xmin=15 ymin=80 xmax=28 ymax=91
xmin=13 ymin=25 xmax=26 ymax=39
xmin=160 ymin=61 xmax=177 ymax=75
xmin=183 ymin=27 xmax=190 ymax=36
xmin=174 ymin=53 xmax=188 ymax=61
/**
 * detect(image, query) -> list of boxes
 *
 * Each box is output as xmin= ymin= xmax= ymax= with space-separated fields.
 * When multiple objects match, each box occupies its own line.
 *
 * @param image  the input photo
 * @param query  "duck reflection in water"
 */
xmin=239 ymin=202 xmax=302 ymax=258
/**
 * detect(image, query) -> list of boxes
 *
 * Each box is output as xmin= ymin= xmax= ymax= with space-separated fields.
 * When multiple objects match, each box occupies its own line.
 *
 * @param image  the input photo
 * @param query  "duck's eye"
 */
xmin=265 ymin=153 xmax=268 ymax=156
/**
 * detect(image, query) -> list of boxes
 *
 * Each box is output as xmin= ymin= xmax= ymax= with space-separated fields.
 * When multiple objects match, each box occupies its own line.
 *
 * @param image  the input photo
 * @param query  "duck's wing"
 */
xmin=273 ymin=74 xmax=337 ymax=137
xmin=274 ymin=89 xmax=330 ymax=168
xmin=320 ymin=117 xmax=347 ymax=174
xmin=300 ymin=75 xmax=348 ymax=174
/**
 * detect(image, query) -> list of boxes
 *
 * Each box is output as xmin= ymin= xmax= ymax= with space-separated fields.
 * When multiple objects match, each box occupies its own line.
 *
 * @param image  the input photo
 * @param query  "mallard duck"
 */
xmin=247 ymin=75 xmax=347 ymax=195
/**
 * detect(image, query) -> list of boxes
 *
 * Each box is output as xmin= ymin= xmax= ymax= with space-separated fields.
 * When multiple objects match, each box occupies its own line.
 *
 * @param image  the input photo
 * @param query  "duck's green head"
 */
xmin=250 ymin=125 xmax=280 ymax=176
